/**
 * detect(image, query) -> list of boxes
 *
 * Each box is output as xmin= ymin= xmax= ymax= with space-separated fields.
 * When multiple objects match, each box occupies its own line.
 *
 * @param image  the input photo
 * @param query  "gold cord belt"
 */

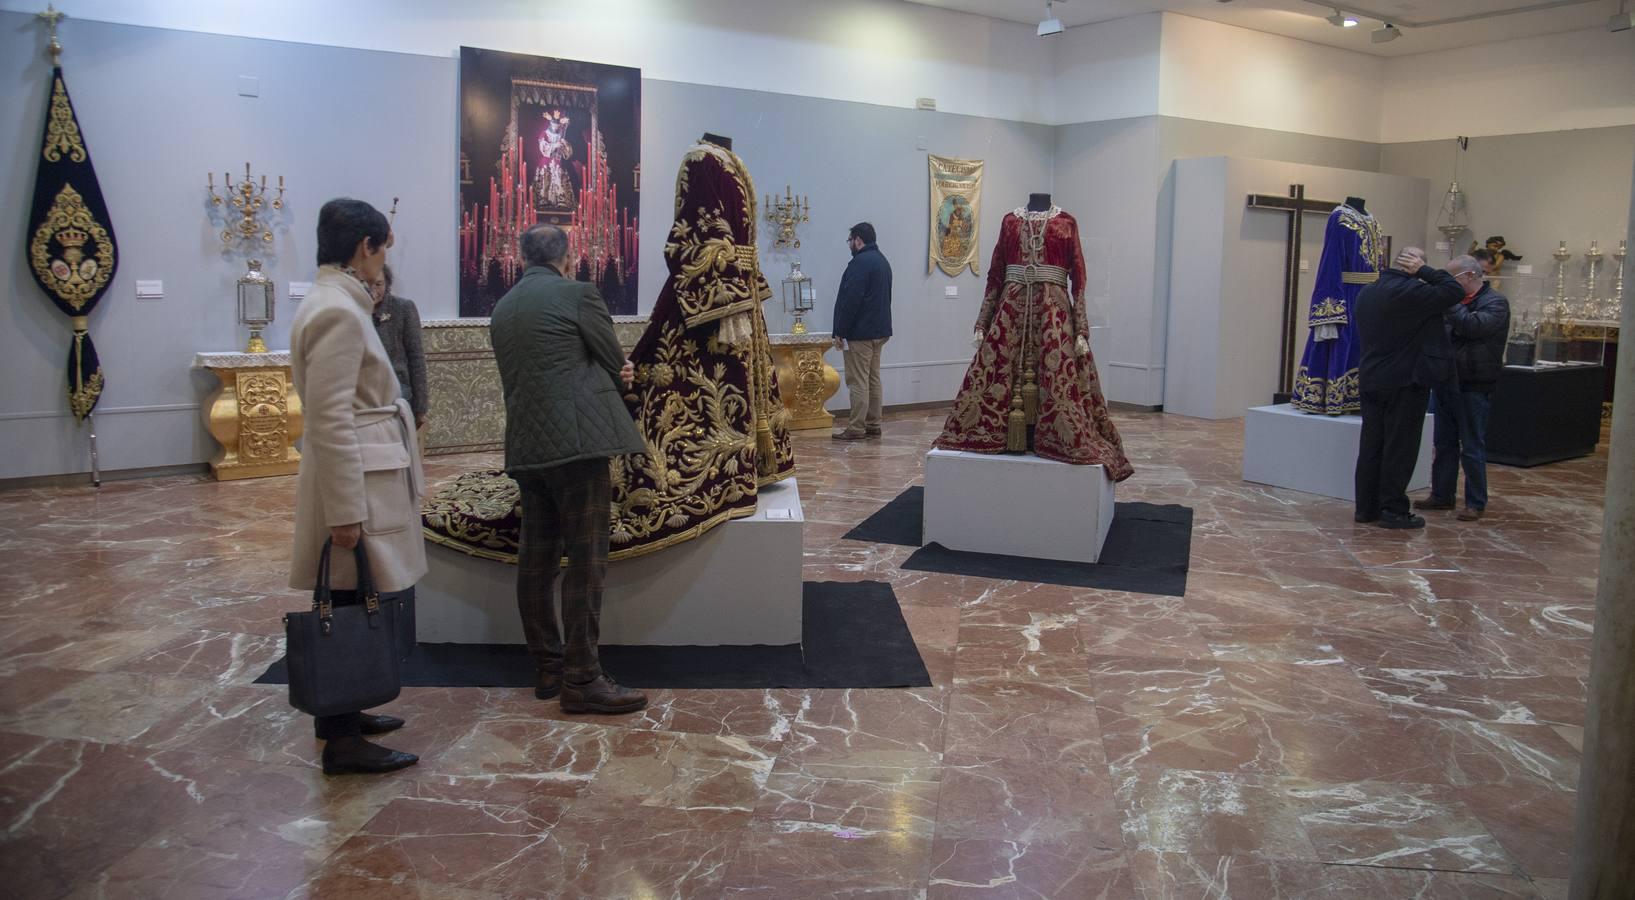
xmin=1340 ymin=271 xmax=1378 ymax=284
xmin=1004 ymin=263 xmax=1069 ymax=287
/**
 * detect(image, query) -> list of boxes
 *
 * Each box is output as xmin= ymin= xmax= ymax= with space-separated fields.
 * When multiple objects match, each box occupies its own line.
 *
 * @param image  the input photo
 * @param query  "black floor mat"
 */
xmin=845 ymin=486 xmax=1192 ymax=596
xmin=255 ymin=581 xmax=930 ymax=690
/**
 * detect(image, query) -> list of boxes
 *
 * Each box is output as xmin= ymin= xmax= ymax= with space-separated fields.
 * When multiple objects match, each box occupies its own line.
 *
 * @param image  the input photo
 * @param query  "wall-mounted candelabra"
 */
xmin=765 ymin=185 xmax=809 ymax=250
xmin=208 ymin=162 xmax=285 ymax=245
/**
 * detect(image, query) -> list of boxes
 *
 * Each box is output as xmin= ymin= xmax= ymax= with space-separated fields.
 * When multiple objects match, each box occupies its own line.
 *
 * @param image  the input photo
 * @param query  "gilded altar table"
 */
xmin=193 ymin=351 xmax=302 ymax=480
xmin=769 ymin=332 xmax=841 ymax=431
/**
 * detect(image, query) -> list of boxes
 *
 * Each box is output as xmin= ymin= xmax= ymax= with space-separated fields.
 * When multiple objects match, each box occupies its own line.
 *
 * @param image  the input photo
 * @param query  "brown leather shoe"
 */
xmin=1457 ymin=506 xmax=1484 ymax=521
xmin=560 ymin=675 xmax=648 ymax=714
xmin=535 ymin=667 xmax=563 ymax=700
xmin=865 ymin=427 xmax=882 ymax=437
xmin=832 ymin=430 xmax=867 ymax=441
xmin=1414 ymin=496 xmax=1455 ymax=511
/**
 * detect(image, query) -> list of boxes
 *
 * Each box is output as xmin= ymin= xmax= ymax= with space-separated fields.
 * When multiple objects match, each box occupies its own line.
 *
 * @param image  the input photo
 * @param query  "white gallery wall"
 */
xmin=1165 ymin=157 xmax=1428 ymax=420
xmin=0 ymin=0 xmax=1060 ymax=124
xmin=0 ymin=3 xmax=1631 ymax=477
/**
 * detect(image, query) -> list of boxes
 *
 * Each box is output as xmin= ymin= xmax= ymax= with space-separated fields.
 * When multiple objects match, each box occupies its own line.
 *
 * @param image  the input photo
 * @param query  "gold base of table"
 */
xmin=202 ymin=364 xmax=303 ymax=481
xmin=769 ymin=337 xmax=840 ymax=431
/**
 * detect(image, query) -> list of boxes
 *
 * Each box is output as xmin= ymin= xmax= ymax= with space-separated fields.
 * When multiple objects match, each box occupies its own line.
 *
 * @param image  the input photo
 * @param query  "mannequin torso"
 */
xmin=1027 ymin=193 xmax=1052 ymax=213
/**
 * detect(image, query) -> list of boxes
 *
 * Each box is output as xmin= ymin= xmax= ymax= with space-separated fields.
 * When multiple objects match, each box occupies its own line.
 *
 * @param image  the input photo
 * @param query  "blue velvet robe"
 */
xmin=1292 ymin=205 xmax=1380 ymax=415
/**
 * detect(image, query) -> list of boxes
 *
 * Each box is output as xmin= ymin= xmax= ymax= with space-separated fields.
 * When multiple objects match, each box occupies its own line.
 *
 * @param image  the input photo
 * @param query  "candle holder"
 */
xmin=1609 ymin=239 xmax=1626 ymax=323
xmin=765 ymin=185 xmax=810 ymax=250
xmin=781 ymin=261 xmax=816 ymax=334
xmin=208 ymin=162 xmax=285 ymax=245
xmin=1578 ymin=240 xmax=1605 ymax=321
xmin=1545 ymin=241 xmax=1573 ymax=321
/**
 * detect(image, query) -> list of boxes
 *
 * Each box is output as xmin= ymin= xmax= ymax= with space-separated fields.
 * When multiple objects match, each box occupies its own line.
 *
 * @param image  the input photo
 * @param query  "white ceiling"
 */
xmin=899 ymin=0 xmax=1621 ymax=56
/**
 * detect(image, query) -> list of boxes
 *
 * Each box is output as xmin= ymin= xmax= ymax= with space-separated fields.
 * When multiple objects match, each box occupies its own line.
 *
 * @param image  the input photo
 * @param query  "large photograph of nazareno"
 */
xmin=457 ymin=46 xmax=641 ymax=317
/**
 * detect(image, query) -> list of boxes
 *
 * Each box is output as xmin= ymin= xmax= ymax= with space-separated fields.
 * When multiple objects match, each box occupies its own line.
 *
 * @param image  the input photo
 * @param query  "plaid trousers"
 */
xmin=515 ymin=458 xmax=610 ymax=683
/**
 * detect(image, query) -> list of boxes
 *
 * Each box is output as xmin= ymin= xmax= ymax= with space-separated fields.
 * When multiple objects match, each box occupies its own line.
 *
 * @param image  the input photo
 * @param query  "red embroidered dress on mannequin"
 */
xmin=934 ymin=206 xmax=1133 ymax=481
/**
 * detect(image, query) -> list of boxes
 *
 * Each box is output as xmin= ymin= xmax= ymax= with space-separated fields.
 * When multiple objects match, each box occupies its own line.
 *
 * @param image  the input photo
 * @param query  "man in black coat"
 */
xmin=832 ymin=222 xmax=893 ymax=440
xmin=1418 ymin=249 xmax=1510 ymax=522
xmin=1352 ymin=247 xmax=1473 ymax=529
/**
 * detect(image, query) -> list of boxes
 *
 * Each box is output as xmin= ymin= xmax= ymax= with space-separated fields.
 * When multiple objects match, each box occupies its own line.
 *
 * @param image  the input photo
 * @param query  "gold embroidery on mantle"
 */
xmin=1308 ymin=296 xmax=1348 ymax=327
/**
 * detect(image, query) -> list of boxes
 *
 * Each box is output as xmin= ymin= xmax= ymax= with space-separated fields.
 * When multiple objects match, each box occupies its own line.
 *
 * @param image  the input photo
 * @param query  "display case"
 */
xmin=1500 ymin=273 xmax=1609 ymax=369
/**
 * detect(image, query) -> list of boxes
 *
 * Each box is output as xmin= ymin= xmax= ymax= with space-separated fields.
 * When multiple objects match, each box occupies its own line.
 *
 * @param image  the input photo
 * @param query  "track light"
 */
xmin=1326 ymin=8 xmax=1358 ymax=27
xmin=1037 ymin=0 xmax=1064 ymax=36
xmin=1371 ymin=22 xmax=1401 ymax=42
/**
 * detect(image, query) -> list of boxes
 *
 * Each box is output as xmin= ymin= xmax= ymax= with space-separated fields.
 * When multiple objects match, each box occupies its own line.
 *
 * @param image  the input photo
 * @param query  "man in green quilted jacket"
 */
xmin=491 ymin=223 xmax=648 ymax=715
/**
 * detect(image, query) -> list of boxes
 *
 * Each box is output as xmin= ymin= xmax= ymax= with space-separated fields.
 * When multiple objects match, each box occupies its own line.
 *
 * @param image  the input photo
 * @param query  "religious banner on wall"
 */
xmin=27 ymin=58 xmax=117 ymax=421
xmin=927 ymin=154 xmax=983 ymax=277
xmin=458 ymin=47 xmax=640 ymax=317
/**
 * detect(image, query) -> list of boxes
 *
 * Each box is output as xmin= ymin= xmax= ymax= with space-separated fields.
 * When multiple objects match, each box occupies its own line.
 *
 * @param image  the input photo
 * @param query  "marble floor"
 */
xmin=0 ymin=407 xmax=1604 ymax=898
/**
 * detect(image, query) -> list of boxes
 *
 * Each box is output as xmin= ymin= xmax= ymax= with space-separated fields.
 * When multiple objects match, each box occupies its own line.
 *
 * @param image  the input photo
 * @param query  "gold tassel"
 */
xmin=1022 ymin=375 xmax=1039 ymax=425
xmin=1006 ymin=399 xmax=1027 ymax=452
xmin=756 ymin=421 xmax=776 ymax=473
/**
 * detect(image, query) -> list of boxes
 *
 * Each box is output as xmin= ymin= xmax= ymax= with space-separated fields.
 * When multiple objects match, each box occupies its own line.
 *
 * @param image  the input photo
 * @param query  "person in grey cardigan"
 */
xmin=367 ymin=264 xmax=429 ymax=429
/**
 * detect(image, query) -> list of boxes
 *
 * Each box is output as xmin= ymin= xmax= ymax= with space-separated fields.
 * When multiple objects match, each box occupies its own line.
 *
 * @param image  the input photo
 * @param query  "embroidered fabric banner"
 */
xmin=927 ymin=154 xmax=983 ymax=277
xmin=27 ymin=66 xmax=117 ymax=421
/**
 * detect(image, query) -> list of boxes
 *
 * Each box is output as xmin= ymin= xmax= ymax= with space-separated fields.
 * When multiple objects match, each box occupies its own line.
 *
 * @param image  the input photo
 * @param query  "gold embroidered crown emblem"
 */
xmin=55 ymin=228 xmax=88 ymax=248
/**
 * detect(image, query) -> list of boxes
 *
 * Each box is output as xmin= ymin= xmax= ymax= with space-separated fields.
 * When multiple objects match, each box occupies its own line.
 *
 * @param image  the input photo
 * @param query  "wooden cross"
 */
xmin=1246 ymin=185 xmax=1339 ymax=400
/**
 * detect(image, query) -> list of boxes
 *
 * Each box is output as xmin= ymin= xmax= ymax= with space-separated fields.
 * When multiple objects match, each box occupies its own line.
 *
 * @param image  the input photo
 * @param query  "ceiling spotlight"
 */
xmin=1326 ymin=8 xmax=1359 ymax=27
xmin=1038 ymin=0 xmax=1064 ymax=36
xmin=1371 ymin=22 xmax=1402 ymax=42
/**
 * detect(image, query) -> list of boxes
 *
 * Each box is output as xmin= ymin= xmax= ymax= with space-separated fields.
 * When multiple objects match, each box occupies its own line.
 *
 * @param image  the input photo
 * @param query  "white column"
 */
xmin=1569 ymin=159 xmax=1635 ymax=898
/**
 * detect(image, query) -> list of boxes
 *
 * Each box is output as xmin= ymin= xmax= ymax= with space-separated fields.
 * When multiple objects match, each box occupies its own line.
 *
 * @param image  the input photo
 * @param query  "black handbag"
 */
xmin=284 ymin=538 xmax=402 ymax=718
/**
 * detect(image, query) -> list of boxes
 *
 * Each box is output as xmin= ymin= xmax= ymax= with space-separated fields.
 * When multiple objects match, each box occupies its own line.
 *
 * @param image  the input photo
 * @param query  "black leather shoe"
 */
xmin=1414 ymin=496 xmax=1455 ymax=511
xmin=865 ymin=427 xmax=882 ymax=437
xmin=535 ymin=667 xmax=564 ymax=700
xmin=1354 ymin=511 xmax=1379 ymax=524
xmin=560 ymin=675 xmax=648 ymax=714
xmin=360 ymin=713 xmax=405 ymax=736
xmin=1377 ymin=513 xmax=1426 ymax=530
xmin=321 ymin=738 xmax=418 ymax=776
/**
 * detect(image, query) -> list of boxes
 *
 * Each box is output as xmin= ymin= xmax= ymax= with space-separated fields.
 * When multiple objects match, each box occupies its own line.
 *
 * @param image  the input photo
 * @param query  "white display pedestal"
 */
xmin=922 ymin=449 xmax=1115 ymax=564
xmin=417 ymin=478 xmax=805 ymax=646
xmin=1241 ymin=404 xmax=1432 ymax=502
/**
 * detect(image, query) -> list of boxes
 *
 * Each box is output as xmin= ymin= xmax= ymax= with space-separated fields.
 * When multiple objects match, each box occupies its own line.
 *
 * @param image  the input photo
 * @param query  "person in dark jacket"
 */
xmin=832 ymin=222 xmax=893 ymax=440
xmin=367 ymin=264 xmax=429 ymax=430
xmin=490 ymin=223 xmax=647 ymax=715
xmin=1352 ymin=247 xmax=1470 ymax=529
xmin=1418 ymin=249 xmax=1510 ymax=521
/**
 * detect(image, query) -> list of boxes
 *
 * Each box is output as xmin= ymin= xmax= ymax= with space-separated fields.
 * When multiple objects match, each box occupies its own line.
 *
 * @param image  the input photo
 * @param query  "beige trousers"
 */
xmin=842 ymin=337 xmax=887 ymax=434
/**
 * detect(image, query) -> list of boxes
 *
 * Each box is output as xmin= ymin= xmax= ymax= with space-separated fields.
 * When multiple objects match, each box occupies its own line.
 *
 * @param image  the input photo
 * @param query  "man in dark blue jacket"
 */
xmin=1417 ymin=248 xmax=1510 ymax=522
xmin=832 ymin=222 xmax=893 ymax=440
xmin=1353 ymin=247 xmax=1471 ymax=529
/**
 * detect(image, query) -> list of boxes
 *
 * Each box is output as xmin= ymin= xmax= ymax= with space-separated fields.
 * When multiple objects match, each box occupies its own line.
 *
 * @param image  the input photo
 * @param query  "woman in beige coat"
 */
xmin=289 ymin=198 xmax=426 ymax=775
